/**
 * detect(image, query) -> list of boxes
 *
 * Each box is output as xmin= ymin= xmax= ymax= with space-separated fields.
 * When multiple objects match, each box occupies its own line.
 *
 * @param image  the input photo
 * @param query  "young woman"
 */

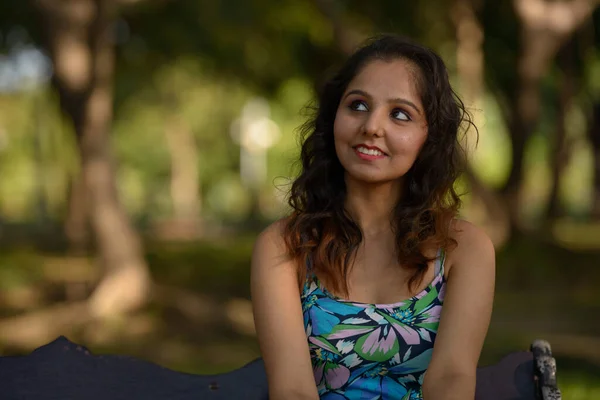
xmin=251 ymin=34 xmax=495 ymax=400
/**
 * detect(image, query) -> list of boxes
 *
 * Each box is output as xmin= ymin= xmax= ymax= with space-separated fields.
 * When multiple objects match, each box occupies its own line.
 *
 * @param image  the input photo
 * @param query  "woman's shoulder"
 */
xmin=449 ymin=219 xmax=493 ymax=246
xmin=445 ymin=219 xmax=495 ymax=274
xmin=252 ymin=218 xmax=292 ymax=266
xmin=256 ymin=217 xmax=290 ymax=246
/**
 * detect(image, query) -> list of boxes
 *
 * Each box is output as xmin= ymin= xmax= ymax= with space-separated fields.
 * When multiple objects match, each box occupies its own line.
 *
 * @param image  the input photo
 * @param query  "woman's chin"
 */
xmin=345 ymin=172 xmax=394 ymax=186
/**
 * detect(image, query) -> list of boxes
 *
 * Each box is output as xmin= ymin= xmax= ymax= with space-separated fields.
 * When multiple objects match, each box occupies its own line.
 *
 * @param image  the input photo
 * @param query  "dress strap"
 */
xmin=434 ymin=249 xmax=446 ymax=277
xmin=301 ymin=254 xmax=317 ymax=298
xmin=305 ymin=253 xmax=314 ymax=272
xmin=304 ymin=254 xmax=317 ymax=282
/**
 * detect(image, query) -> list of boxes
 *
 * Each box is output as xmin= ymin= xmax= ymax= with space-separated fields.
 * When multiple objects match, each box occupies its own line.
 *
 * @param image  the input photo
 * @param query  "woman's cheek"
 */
xmin=334 ymin=118 xmax=354 ymax=141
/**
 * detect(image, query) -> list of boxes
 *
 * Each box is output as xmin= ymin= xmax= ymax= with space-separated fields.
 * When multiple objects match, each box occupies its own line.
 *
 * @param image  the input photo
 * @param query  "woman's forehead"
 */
xmin=346 ymin=59 xmax=424 ymax=107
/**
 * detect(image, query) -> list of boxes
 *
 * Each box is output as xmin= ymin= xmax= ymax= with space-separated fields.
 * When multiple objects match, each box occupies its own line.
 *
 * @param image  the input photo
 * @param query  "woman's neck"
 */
xmin=343 ymin=179 xmax=403 ymax=237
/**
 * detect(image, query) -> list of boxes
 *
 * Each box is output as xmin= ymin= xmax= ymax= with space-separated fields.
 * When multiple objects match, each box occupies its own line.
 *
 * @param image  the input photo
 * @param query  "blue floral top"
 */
xmin=301 ymin=251 xmax=446 ymax=399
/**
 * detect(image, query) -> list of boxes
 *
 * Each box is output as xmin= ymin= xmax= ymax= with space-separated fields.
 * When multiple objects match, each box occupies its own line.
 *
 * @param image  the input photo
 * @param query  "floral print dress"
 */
xmin=301 ymin=251 xmax=446 ymax=400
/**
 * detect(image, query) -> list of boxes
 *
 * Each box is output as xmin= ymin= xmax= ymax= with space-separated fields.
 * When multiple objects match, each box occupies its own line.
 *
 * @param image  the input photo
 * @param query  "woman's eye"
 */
xmin=349 ymin=100 xmax=368 ymax=112
xmin=391 ymin=108 xmax=411 ymax=121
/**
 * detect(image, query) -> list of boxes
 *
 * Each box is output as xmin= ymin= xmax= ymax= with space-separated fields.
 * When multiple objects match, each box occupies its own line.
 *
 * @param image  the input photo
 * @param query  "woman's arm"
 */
xmin=251 ymin=221 xmax=320 ymax=400
xmin=422 ymin=220 xmax=496 ymax=400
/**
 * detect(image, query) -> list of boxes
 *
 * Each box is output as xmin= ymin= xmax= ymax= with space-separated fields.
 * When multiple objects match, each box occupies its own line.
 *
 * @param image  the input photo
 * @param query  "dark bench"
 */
xmin=0 ymin=336 xmax=561 ymax=399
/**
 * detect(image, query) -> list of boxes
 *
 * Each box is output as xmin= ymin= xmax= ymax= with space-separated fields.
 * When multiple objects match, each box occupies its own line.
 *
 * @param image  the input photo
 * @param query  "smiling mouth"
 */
xmin=353 ymin=145 xmax=387 ymax=157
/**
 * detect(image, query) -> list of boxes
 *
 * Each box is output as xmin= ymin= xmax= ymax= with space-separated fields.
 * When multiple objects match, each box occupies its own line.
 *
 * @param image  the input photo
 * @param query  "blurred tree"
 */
xmin=586 ymin=10 xmax=600 ymax=219
xmin=160 ymin=65 xmax=202 ymax=237
xmin=452 ymin=0 xmax=485 ymax=113
xmin=32 ymin=92 xmax=50 ymax=227
xmin=30 ymin=0 xmax=151 ymax=318
xmin=497 ymin=0 xmax=597 ymax=233
xmin=545 ymin=37 xmax=578 ymax=221
xmin=164 ymin=109 xmax=200 ymax=233
xmin=588 ymin=101 xmax=600 ymax=217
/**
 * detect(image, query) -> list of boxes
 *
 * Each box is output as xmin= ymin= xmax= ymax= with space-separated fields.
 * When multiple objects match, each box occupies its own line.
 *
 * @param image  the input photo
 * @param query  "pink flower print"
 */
xmin=312 ymin=348 xmax=350 ymax=390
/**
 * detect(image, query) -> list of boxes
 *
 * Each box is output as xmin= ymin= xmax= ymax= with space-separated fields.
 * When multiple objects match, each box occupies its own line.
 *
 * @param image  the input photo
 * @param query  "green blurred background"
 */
xmin=0 ymin=0 xmax=599 ymax=397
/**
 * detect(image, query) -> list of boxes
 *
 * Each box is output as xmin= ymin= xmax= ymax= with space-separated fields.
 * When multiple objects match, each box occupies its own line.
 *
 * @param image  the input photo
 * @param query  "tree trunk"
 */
xmin=589 ymin=102 xmax=600 ymax=218
xmin=34 ymin=0 xmax=151 ymax=317
xmin=545 ymin=40 xmax=577 ymax=220
xmin=503 ymin=0 xmax=597 ymax=232
xmin=32 ymin=92 xmax=49 ymax=230
xmin=164 ymin=114 xmax=201 ymax=239
xmin=64 ymin=173 xmax=90 ymax=253
xmin=452 ymin=0 xmax=484 ymax=123
xmin=502 ymin=28 xmax=555 ymax=230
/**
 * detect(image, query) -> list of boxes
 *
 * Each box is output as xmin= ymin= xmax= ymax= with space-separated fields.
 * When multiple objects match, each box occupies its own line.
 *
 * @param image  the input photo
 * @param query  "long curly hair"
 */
xmin=283 ymin=34 xmax=475 ymax=297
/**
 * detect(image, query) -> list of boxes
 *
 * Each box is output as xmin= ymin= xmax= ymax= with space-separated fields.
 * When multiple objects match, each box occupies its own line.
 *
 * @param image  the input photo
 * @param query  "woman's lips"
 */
xmin=353 ymin=146 xmax=387 ymax=160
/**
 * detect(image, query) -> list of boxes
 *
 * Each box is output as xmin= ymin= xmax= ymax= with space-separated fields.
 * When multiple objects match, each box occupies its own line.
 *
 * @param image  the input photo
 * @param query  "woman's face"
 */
xmin=333 ymin=59 xmax=428 ymax=187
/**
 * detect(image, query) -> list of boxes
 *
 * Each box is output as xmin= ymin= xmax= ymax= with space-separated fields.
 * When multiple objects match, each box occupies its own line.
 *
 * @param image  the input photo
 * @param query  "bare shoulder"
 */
xmin=253 ymin=219 xmax=289 ymax=262
xmin=445 ymin=219 xmax=495 ymax=274
xmin=251 ymin=217 xmax=296 ymax=277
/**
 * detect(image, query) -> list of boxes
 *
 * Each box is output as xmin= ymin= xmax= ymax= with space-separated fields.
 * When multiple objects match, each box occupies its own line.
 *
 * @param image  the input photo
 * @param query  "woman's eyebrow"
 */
xmin=343 ymin=89 xmax=422 ymax=115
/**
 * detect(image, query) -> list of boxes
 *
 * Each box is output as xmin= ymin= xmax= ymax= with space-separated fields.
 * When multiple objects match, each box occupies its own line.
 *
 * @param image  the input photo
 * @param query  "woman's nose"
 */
xmin=362 ymin=109 xmax=386 ymax=137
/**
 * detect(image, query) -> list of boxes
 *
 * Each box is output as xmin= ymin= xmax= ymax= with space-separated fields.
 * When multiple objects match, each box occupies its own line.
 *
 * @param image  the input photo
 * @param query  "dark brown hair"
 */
xmin=283 ymin=34 xmax=475 ymax=297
